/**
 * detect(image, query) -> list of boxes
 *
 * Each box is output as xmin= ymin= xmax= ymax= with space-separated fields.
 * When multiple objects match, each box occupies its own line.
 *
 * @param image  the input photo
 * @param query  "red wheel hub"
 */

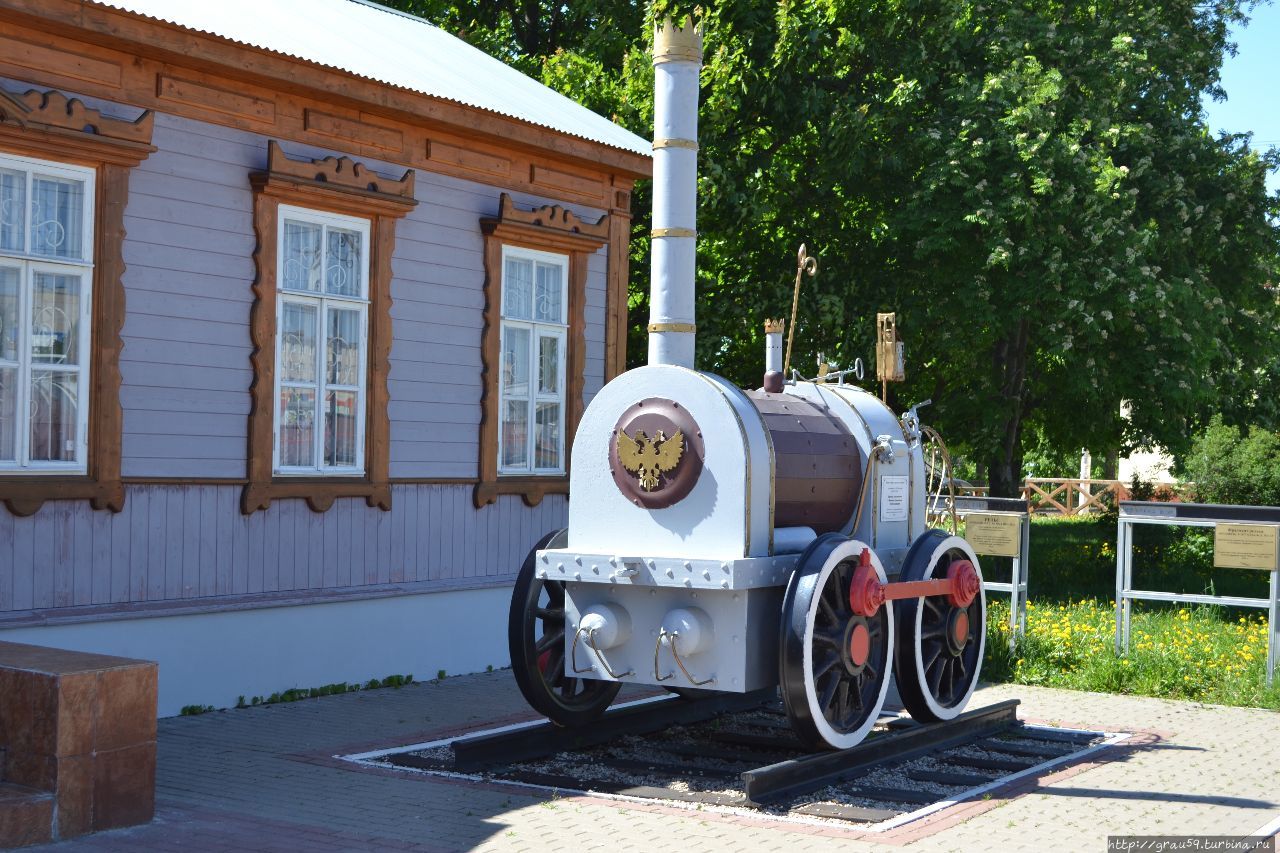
xmin=848 ymin=549 xmax=885 ymax=617
xmin=537 ymin=650 xmax=551 ymax=674
xmin=952 ymin=609 xmax=970 ymax=647
xmin=947 ymin=559 xmax=981 ymax=608
xmin=848 ymin=623 xmax=871 ymax=667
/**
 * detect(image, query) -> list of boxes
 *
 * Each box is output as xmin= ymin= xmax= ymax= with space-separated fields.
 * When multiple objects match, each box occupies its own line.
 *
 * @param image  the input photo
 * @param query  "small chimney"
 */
xmin=648 ymin=16 xmax=702 ymax=368
xmin=763 ymin=319 xmax=784 ymax=392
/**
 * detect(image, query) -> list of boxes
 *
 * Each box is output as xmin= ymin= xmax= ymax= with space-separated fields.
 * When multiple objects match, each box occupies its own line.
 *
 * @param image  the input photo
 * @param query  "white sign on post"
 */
xmin=880 ymin=476 xmax=909 ymax=522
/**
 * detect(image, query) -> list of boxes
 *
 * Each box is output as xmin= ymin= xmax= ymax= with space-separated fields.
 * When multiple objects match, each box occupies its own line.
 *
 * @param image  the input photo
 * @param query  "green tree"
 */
xmin=391 ymin=0 xmax=1280 ymax=497
xmin=1181 ymin=414 xmax=1280 ymax=505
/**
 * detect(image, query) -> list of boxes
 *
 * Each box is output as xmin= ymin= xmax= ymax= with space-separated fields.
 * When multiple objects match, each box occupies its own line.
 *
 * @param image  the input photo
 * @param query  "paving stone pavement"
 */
xmin=24 ymin=672 xmax=1280 ymax=852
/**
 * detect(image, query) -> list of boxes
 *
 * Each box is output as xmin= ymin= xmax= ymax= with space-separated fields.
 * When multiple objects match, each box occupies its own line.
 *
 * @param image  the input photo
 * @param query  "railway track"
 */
xmin=367 ymin=692 xmax=1114 ymax=827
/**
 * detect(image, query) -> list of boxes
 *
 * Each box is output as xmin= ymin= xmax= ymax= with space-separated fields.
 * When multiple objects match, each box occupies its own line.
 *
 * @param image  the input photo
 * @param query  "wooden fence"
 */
xmin=1023 ymin=478 xmax=1131 ymax=515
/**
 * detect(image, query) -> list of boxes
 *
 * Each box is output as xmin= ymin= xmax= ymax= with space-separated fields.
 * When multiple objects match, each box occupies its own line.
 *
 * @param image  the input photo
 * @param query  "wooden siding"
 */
xmin=0 ymin=485 xmax=566 ymax=614
xmin=115 ymin=108 xmax=607 ymax=480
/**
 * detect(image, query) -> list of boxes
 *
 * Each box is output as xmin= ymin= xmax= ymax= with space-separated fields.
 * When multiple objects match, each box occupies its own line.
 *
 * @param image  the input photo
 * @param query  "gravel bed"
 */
xmin=372 ymin=707 xmax=1107 ymax=824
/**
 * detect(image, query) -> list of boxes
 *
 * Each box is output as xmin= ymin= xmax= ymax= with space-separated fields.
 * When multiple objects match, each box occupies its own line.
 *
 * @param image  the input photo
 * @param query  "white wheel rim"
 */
xmin=911 ymin=535 xmax=985 ymax=720
xmin=801 ymin=539 xmax=894 ymax=749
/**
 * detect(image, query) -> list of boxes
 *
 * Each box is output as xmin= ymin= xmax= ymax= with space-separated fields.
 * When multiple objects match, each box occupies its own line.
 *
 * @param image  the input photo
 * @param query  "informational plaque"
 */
xmin=880 ymin=475 xmax=909 ymax=522
xmin=1214 ymin=523 xmax=1279 ymax=571
xmin=965 ymin=512 xmax=1023 ymax=558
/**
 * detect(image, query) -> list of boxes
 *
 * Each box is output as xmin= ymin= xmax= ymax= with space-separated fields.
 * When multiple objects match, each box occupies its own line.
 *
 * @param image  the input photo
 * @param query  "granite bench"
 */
xmin=0 ymin=641 xmax=157 ymax=847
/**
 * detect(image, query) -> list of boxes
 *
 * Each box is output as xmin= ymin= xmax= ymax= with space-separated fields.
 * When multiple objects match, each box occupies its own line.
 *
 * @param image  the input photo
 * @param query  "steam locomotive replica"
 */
xmin=508 ymin=18 xmax=986 ymax=750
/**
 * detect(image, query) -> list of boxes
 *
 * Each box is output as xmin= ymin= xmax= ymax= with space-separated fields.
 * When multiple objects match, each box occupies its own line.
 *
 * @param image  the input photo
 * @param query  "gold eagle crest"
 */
xmin=616 ymin=428 xmax=685 ymax=491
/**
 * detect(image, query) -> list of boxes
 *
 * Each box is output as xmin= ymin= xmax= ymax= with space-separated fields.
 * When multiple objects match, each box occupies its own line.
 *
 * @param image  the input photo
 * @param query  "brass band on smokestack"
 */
xmin=648 ymin=16 xmax=702 ymax=368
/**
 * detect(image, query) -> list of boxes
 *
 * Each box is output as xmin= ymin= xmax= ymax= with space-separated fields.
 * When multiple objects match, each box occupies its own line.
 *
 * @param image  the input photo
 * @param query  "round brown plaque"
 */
xmin=609 ymin=397 xmax=704 ymax=509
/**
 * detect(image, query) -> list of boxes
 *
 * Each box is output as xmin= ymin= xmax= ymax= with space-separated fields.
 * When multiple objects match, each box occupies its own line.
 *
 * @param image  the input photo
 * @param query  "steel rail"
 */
xmin=450 ymin=688 xmax=778 ymax=771
xmin=740 ymin=698 xmax=1021 ymax=805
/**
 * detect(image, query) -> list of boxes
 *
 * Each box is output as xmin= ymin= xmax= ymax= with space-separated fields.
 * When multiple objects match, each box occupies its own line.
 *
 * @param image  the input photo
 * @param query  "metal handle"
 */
xmin=653 ymin=631 xmax=675 ymax=682
xmin=657 ymin=629 xmax=715 ymax=686
xmin=572 ymin=626 xmax=633 ymax=679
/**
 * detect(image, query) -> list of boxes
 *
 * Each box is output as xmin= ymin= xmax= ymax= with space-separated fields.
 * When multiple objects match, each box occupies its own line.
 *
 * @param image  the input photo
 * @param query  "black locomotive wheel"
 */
xmin=509 ymin=529 xmax=621 ymax=727
xmin=780 ymin=533 xmax=893 ymax=750
xmin=893 ymin=529 xmax=986 ymax=723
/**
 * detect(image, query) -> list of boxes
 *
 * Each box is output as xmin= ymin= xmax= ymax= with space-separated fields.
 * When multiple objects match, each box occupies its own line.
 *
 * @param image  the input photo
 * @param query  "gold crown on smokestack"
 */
xmin=764 ymin=319 xmax=784 ymax=334
xmin=653 ymin=15 xmax=703 ymax=63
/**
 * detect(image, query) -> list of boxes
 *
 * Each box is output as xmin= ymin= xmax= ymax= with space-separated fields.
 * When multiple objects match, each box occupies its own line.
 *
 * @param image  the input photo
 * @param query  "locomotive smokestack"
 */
xmin=648 ymin=16 xmax=702 ymax=368
xmin=763 ymin=319 xmax=784 ymax=392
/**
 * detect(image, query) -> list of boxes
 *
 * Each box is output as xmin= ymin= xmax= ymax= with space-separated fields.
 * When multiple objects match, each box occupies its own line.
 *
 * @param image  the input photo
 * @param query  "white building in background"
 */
xmin=1115 ymin=401 xmax=1176 ymax=484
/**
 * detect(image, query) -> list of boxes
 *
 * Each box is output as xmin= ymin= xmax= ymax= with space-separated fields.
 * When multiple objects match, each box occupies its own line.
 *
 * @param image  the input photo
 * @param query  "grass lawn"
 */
xmin=977 ymin=515 xmax=1280 ymax=710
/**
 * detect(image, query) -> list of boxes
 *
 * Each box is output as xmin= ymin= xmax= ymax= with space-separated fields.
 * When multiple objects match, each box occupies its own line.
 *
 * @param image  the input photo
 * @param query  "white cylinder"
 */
xmin=579 ymin=602 xmax=632 ymax=650
xmin=765 ymin=329 xmax=783 ymax=375
xmin=648 ymin=22 xmax=701 ymax=369
xmin=773 ymin=526 xmax=816 ymax=554
xmin=660 ymin=606 xmax=714 ymax=656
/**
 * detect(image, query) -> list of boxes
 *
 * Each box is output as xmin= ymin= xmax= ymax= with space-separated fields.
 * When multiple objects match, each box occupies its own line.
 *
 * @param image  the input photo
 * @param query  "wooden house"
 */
xmin=0 ymin=0 xmax=650 ymax=713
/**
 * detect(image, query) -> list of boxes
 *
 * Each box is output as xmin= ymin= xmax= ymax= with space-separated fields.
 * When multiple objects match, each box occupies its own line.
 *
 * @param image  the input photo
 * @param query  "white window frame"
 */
xmin=0 ymin=152 xmax=95 ymax=475
xmin=271 ymin=204 xmax=371 ymax=477
xmin=498 ymin=245 xmax=569 ymax=477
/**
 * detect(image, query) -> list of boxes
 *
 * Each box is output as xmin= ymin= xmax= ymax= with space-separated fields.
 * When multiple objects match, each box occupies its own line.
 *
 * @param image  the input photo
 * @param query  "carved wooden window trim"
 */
xmin=475 ymin=193 xmax=608 ymax=508
xmin=243 ymin=141 xmax=416 ymax=515
xmin=0 ymin=87 xmax=154 ymax=517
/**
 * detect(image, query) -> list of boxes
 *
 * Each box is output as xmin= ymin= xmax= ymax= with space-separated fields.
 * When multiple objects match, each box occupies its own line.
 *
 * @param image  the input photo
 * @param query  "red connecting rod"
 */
xmin=848 ymin=547 xmax=980 ymax=618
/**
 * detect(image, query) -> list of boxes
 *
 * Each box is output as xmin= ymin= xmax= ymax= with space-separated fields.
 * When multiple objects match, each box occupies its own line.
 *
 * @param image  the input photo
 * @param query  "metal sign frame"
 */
xmin=952 ymin=496 xmax=1031 ymax=651
xmin=1114 ymin=501 xmax=1280 ymax=687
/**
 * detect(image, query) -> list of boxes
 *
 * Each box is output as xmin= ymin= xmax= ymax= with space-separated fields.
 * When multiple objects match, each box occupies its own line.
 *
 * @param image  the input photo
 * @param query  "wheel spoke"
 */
xmin=835 ymin=678 xmax=852 ymax=721
xmin=920 ymin=619 xmax=948 ymax=641
xmin=559 ymin=676 xmax=578 ymax=699
xmin=927 ymin=656 xmax=946 ymax=697
xmin=813 ymin=627 xmax=843 ymax=648
xmin=923 ymin=595 xmax=945 ymax=618
xmin=534 ymin=607 xmax=563 ymax=622
xmin=818 ymin=672 xmax=840 ymax=714
xmin=535 ymin=628 xmax=564 ymax=655
xmin=813 ymin=650 xmax=841 ymax=678
xmin=817 ymin=594 xmax=839 ymax=625
xmin=543 ymin=648 xmax=564 ymax=682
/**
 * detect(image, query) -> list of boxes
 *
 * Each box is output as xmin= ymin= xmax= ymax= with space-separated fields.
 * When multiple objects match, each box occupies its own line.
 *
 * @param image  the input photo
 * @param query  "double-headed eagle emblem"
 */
xmin=615 ymin=428 xmax=685 ymax=491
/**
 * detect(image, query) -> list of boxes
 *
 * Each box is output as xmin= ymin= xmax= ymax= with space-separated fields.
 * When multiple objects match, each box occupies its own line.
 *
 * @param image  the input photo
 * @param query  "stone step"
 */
xmin=0 ymin=782 xmax=55 ymax=849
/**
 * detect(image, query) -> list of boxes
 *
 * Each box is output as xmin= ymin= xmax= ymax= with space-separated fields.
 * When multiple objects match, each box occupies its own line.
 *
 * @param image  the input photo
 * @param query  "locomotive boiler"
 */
xmin=508 ymin=18 xmax=986 ymax=750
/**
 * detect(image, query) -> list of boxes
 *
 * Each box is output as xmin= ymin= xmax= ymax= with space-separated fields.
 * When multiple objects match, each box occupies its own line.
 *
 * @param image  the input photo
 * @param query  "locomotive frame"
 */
xmin=507 ymin=17 xmax=988 ymax=751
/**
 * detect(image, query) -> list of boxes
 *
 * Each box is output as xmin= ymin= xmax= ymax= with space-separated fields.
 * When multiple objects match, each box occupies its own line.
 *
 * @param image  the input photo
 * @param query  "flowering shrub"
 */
xmin=983 ymin=599 xmax=1279 ymax=709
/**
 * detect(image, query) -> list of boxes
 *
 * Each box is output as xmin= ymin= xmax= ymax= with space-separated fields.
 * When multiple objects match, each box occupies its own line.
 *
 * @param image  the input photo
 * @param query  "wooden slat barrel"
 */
xmin=744 ymin=391 xmax=863 ymax=534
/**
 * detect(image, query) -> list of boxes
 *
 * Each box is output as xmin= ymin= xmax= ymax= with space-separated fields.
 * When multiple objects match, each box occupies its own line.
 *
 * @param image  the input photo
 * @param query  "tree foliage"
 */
xmin=388 ymin=0 xmax=1280 ymax=495
xmin=1181 ymin=415 xmax=1280 ymax=505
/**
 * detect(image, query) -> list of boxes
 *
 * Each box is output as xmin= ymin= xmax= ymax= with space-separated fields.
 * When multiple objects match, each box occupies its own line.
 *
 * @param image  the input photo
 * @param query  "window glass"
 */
xmin=324 ymin=390 xmax=358 ymax=467
xmin=0 ymin=367 xmax=15 ymax=462
xmin=0 ymin=168 xmax=25 ymax=253
xmin=278 ymin=387 xmax=316 ymax=468
xmin=535 ymin=401 xmax=560 ymax=469
xmin=502 ymin=398 xmax=528 ymax=469
xmin=0 ymin=266 xmax=18 ymax=362
xmin=534 ymin=262 xmax=562 ymax=322
xmin=0 ymin=154 xmax=93 ymax=473
xmin=537 ymin=334 xmax=559 ymax=394
xmin=274 ymin=206 xmax=368 ymax=475
xmin=29 ymin=371 xmax=78 ymax=462
xmin=30 ymin=174 xmax=85 ymax=260
xmin=325 ymin=227 xmax=362 ymax=297
xmin=280 ymin=302 xmax=317 ymax=383
xmin=282 ymin=219 xmax=323 ymax=293
xmin=502 ymin=325 xmax=530 ymax=397
xmin=503 ymin=256 xmax=532 ymax=320
xmin=326 ymin=308 xmax=361 ymax=386
xmin=498 ymin=248 xmax=568 ymax=475
xmin=31 ymin=272 xmax=81 ymax=365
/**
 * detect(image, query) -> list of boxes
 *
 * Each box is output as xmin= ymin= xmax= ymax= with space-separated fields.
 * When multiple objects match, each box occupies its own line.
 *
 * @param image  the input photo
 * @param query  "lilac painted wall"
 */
xmin=0 ymin=80 xmax=606 ymax=619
